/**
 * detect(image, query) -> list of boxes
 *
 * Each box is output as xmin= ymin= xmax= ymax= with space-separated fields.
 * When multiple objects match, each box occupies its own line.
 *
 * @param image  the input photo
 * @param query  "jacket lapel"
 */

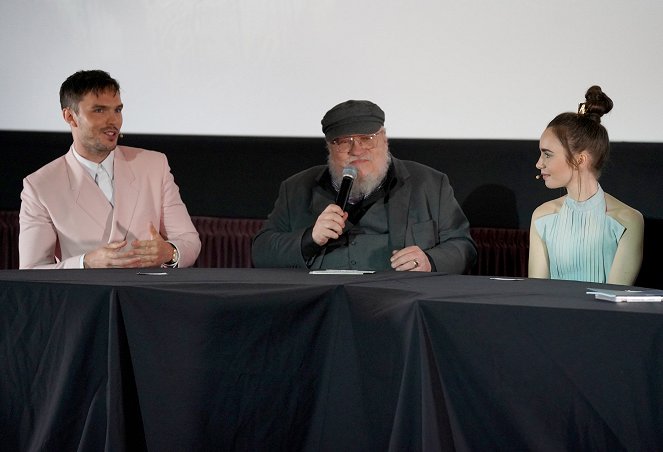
xmin=109 ymin=147 xmax=139 ymax=242
xmin=309 ymin=167 xmax=335 ymax=219
xmin=387 ymin=159 xmax=411 ymax=249
xmin=65 ymin=149 xmax=113 ymax=231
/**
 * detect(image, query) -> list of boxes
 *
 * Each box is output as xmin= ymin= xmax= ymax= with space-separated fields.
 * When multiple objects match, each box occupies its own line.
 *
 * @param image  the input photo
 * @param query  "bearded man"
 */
xmin=252 ymin=100 xmax=476 ymax=272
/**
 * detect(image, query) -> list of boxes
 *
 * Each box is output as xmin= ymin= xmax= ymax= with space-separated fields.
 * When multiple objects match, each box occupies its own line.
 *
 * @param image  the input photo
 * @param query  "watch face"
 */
xmin=164 ymin=244 xmax=178 ymax=267
xmin=172 ymin=246 xmax=179 ymax=263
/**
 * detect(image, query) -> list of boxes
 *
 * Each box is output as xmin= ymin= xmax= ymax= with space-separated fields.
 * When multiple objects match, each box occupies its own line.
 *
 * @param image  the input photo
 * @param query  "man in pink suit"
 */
xmin=19 ymin=69 xmax=201 ymax=269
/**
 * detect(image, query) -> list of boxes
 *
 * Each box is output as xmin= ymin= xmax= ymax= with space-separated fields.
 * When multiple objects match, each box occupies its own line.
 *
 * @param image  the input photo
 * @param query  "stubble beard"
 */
xmin=81 ymin=130 xmax=117 ymax=158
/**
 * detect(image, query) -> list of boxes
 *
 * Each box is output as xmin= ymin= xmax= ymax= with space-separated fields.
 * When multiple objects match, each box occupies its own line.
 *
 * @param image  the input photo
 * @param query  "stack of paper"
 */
xmin=309 ymin=269 xmax=375 ymax=275
xmin=587 ymin=288 xmax=663 ymax=302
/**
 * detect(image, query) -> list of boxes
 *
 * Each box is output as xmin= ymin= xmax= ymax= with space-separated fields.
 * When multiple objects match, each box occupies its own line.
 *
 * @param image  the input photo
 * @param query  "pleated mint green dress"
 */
xmin=534 ymin=185 xmax=625 ymax=283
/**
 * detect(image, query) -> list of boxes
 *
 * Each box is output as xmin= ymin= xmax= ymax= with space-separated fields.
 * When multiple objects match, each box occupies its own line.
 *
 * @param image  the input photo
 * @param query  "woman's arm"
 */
xmin=607 ymin=205 xmax=644 ymax=285
xmin=528 ymin=204 xmax=553 ymax=279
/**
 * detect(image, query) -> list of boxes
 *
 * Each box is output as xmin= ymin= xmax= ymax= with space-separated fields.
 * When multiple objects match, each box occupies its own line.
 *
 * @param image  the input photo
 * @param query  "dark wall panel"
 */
xmin=1 ymin=131 xmax=661 ymax=229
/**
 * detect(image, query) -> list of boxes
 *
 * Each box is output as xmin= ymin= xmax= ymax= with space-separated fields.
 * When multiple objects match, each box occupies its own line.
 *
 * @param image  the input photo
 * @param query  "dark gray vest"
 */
xmin=318 ymin=199 xmax=392 ymax=270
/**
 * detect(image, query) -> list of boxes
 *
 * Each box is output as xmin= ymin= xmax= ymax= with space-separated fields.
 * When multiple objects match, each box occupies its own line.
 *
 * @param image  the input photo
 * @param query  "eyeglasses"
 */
xmin=329 ymin=129 xmax=384 ymax=153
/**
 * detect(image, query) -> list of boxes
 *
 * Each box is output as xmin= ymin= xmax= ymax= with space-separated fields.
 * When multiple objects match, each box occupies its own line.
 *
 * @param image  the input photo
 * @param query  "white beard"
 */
xmin=329 ymin=151 xmax=392 ymax=200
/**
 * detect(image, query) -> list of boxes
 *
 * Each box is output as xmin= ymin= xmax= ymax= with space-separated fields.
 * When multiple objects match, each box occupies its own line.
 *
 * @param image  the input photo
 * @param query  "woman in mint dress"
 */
xmin=528 ymin=86 xmax=644 ymax=285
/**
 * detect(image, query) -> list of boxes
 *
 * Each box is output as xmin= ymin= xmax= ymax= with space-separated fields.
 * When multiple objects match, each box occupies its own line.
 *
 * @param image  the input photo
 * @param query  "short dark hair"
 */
xmin=547 ymin=86 xmax=613 ymax=176
xmin=59 ymin=69 xmax=120 ymax=112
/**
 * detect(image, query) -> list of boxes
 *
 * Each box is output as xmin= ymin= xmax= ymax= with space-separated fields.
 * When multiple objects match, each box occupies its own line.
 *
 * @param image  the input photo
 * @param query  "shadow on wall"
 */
xmin=637 ymin=218 xmax=662 ymax=289
xmin=462 ymin=184 xmax=520 ymax=229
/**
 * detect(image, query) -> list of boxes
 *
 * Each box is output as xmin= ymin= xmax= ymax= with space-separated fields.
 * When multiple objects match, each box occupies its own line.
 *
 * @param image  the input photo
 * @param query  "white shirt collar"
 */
xmin=72 ymin=146 xmax=115 ymax=181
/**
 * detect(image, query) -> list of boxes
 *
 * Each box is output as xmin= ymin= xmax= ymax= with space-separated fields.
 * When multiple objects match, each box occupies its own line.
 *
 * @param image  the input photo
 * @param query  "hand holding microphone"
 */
xmin=311 ymin=166 xmax=357 ymax=246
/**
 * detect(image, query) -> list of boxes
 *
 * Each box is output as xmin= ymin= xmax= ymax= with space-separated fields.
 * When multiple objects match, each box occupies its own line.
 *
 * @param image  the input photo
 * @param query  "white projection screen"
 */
xmin=1 ymin=0 xmax=662 ymax=141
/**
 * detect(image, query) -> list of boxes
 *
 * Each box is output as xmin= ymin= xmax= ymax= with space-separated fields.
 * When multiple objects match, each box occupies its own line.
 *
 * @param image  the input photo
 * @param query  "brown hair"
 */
xmin=547 ymin=85 xmax=613 ymax=176
xmin=59 ymin=70 xmax=120 ymax=112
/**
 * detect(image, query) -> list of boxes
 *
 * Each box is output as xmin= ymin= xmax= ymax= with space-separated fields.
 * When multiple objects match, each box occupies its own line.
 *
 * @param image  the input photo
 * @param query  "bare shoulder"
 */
xmin=605 ymin=193 xmax=644 ymax=229
xmin=531 ymin=196 xmax=564 ymax=221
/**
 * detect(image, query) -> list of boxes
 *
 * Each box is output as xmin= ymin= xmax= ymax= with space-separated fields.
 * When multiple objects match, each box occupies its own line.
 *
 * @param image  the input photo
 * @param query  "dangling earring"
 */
xmin=572 ymin=156 xmax=583 ymax=200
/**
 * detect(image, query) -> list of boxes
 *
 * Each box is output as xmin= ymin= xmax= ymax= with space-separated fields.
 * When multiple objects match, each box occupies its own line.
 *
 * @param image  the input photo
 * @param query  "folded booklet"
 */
xmin=309 ymin=269 xmax=375 ymax=275
xmin=587 ymin=288 xmax=663 ymax=303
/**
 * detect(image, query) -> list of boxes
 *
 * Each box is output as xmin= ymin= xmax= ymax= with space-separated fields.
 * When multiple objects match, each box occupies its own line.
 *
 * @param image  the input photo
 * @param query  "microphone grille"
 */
xmin=342 ymin=166 xmax=358 ymax=179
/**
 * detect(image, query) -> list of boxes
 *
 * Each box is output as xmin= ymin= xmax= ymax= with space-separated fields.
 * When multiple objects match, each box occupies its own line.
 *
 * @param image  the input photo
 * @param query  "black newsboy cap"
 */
xmin=321 ymin=100 xmax=385 ymax=142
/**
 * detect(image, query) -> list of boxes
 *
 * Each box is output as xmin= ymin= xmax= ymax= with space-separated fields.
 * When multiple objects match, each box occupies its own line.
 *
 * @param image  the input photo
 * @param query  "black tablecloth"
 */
xmin=1 ymin=269 xmax=662 ymax=451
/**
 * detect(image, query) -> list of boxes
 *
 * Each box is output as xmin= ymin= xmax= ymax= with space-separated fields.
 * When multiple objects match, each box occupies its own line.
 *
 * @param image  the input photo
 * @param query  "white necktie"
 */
xmin=95 ymin=165 xmax=114 ymax=206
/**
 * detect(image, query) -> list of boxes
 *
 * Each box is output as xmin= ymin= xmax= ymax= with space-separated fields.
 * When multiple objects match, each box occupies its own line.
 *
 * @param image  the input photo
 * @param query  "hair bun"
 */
xmin=579 ymin=85 xmax=613 ymax=123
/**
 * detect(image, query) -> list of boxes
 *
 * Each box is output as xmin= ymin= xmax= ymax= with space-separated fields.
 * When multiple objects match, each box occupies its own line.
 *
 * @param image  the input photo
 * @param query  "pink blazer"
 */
xmin=19 ymin=146 xmax=201 ymax=269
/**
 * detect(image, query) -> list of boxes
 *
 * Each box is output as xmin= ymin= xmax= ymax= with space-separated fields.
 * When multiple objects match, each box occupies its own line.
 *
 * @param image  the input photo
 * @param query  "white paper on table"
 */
xmin=309 ymin=269 xmax=375 ymax=275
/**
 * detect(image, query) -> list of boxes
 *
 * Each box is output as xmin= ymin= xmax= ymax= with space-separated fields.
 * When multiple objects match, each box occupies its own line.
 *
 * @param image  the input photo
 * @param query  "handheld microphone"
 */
xmin=335 ymin=166 xmax=358 ymax=211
